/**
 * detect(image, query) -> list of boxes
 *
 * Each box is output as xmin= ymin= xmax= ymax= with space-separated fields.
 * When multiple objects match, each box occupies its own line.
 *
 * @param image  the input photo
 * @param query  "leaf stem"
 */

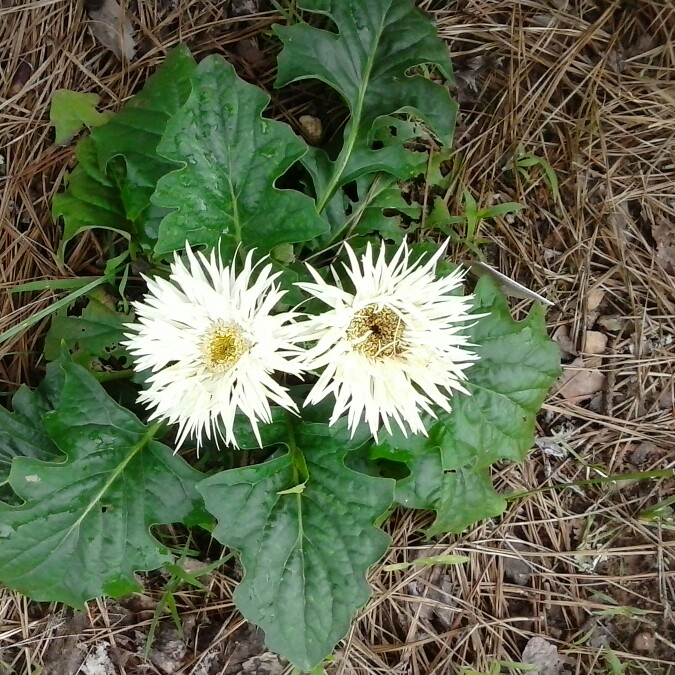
xmin=92 ymin=369 xmax=134 ymax=382
xmin=315 ymin=122 xmax=359 ymax=215
xmin=314 ymin=20 xmax=382 ymax=214
xmin=285 ymin=416 xmax=308 ymax=483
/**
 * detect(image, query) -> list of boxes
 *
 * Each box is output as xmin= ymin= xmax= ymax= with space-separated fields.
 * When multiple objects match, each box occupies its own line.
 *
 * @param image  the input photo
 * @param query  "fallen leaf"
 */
xmin=552 ymin=325 xmax=576 ymax=357
xmin=149 ymin=627 xmax=187 ymax=675
xmin=633 ymin=632 xmax=656 ymax=652
xmin=631 ymin=441 xmax=659 ymax=466
xmin=597 ymin=315 xmax=624 ymax=332
xmin=586 ymin=288 xmax=605 ymax=312
xmin=535 ymin=436 xmax=568 ymax=459
xmin=229 ymin=0 xmax=264 ymax=66
xmin=86 ymin=0 xmax=136 ymax=61
xmin=521 ymin=636 xmax=563 ymax=675
xmin=42 ymin=612 xmax=89 ymax=675
xmin=502 ymin=541 xmax=533 ymax=586
xmin=228 ymin=0 xmax=261 ymax=17
xmin=455 ymin=55 xmax=484 ymax=92
xmin=555 ymin=356 xmax=606 ymax=401
xmin=582 ymin=330 xmax=608 ymax=355
xmin=656 ymin=388 xmax=674 ymax=411
xmin=235 ymin=37 xmax=265 ymax=66
xmin=403 ymin=546 xmax=460 ymax=630
xmin=241 ymin=652 xmax=286 ymax=675
xmin=81 ymin=643 xmax=115 ymax=675
xmin=9 ymin=60 xmax=32 ymax=97
xmin=652 ymin=219 xmax=675 ymax=273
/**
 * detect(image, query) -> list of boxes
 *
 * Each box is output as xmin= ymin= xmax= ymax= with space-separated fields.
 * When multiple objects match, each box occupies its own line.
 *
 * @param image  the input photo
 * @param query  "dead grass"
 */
xmin=1 ymin=0 xmax=675 ymax=673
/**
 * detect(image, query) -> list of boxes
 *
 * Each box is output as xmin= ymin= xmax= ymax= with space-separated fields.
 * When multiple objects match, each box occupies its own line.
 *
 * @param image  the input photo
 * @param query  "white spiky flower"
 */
xmin=124 ymin=244 xmax=304 ymax=449
xmin=296 ymin=239 xmax=479 ymax=438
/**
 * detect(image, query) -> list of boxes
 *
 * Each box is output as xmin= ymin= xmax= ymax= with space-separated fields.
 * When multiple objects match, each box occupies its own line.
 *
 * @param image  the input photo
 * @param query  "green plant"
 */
xmin=426 ymin=188 xmax=525 ymax=253
xmin=505 ymin=145 xmax=561 ymax=206
xmin=0 ymin=1 xmax=561 ymax=672
xmin=461 ymin=662 xmax=538 ymax=675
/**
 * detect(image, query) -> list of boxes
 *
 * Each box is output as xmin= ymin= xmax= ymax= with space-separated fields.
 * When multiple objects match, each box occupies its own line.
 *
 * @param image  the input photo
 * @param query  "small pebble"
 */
xmin=632 ymin=632 xmax=656 ymax=652
xmin=299 ymin=115 xmax=323 ymax=145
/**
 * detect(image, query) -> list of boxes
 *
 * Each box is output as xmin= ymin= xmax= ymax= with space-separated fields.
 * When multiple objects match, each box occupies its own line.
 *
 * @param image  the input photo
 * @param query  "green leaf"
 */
xmin=425 ymin=195 xmax=466 ymax=236
xmin=52 ymin=48 xmax=196 ymax=260
xmin=432 ymin=277 xmax=561 ymax=471
xmin=50 ymin=90 xmax=113 ymax=146
xmin=0 ymin=273 xmax=119 ymax=349
xmin=43 ymin=295 xmax=131 ymax=363
xmin=274 ymin=0 xmax=457 ymax=211
xmin=396 ymin=454 xmax=506 ymax=535
xmin=92 ymin=46 xmax=196 ymax=222
xmin=228 ymin=407 xmax=289 ymax=450
xmin=152 ymin=55 xmax=328 ymax=257
xmin=371 ymin=278 xmax=560 ymax=536
xmin=350 ymin=174 xmax=422 ymax=243
xmin=198 ymin=425 xmax=394 ymax=671
xmin=0 ymin=361 xmax=205 ymax=607
xmin=8 ymin=277 xmax=104 ymax=293
xmin=479 ymin=202 xmax=525 ymax=219
xmin=52 ymin=138 xmax=130 ymax=262
xmin=0 ymin=386 xmax=61 ymax=490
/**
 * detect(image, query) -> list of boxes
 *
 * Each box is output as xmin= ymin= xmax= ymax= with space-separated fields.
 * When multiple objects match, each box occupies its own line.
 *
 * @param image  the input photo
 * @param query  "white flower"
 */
xmin=124 ymin=244 xmax=304 ymax=449
xmin=296 ymin=240 xmax=479 ymax=438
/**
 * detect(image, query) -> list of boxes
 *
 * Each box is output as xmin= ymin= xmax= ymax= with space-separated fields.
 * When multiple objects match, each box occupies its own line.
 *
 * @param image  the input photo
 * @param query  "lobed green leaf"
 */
xmin=198 ymin=424 xmax=394 ymax=671
xmin=152 ymin=55 xmax=328 ymax=257
xmin=50 ymin=90 xmax=112 ymax=146
xmin=43 ymin=295 xmax=131 ymax=363
xmin=274 ymin=0 xmax=457 ymax=211
xmin=52 ymin=138 xmax=130 ymax=262
xmin=0 ymin=380 xmax=62 ymax=499
xmin=432 ymin=277 xmax=561 ymax=471
xmin=0 ymin=361 xmax=205 ymax=607
xmin=53 ymin=47 xmax=197 ymax=259
xmin=396 ymin=455 xmax=506 ymax=536
xmin=92 ymin=46 xmax=196 ymax=222
xmin=373 ymin=278 xmax=560 ymax=535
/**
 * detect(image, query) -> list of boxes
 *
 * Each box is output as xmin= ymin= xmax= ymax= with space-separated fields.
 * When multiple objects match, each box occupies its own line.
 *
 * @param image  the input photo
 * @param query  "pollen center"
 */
xmin=202 ymin=323 xmax=250 ymax=373
xmin=346 ymin=304 xmax=405 ymax=358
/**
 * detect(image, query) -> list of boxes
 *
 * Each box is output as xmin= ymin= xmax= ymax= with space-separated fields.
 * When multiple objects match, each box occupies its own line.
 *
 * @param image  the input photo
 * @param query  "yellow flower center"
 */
xmin=346 ymin=304 xmax=405 ymax=358
xmin=202 ymin=323 xmax=250 ymax=373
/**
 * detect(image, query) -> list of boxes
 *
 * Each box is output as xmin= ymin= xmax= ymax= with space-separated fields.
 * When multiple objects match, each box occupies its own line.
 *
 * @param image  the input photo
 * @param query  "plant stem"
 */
xmin=92 ymin=369 xmax=134 ymax=382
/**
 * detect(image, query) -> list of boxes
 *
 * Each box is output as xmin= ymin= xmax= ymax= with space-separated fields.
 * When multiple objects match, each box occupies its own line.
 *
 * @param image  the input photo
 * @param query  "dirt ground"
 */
xmin=1 ymin=0 xmax=674 ymax=673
